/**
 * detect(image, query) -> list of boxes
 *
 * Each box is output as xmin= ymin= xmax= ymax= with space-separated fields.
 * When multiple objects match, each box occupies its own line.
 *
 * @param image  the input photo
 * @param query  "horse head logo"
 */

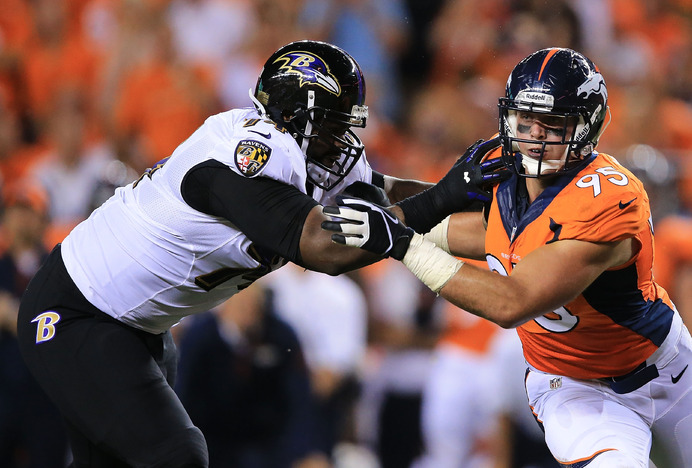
xmin=577 ymin=73 xmax=607 ymax=103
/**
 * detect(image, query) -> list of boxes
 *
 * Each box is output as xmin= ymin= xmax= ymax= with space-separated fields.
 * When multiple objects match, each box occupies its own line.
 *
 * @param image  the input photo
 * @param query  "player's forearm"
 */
xmin=383 ymin=175 xmax=433 ymax=204
xmin=445 ymin=212 xmax=487 ymax=259
xmin=438 ymin=263 xmax=533 ymax=329
xmin=401 ymin=233 xmax=536 ymax=328
xmin=300 ymin=239 xmax=381 ymax=275
xmin=299 ymin=207 xmax=381 ymax=275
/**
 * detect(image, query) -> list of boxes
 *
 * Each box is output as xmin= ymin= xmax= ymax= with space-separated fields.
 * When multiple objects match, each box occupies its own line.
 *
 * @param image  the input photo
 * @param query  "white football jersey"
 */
xmin=61 ymin=107 xmax=373 ymax=334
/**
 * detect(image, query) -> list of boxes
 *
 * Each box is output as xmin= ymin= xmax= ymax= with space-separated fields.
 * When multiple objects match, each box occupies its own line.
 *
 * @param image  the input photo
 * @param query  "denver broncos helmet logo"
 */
xmin=273 ymin=51 xmax=341 ymax=96
xmin=577 ymin=73 xmax=607 ymax=102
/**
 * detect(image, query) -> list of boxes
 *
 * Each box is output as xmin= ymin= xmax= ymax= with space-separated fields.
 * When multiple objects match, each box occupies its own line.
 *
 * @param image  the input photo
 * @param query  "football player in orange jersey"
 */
xmin=323 ymin=48 xmax=692 ymax=467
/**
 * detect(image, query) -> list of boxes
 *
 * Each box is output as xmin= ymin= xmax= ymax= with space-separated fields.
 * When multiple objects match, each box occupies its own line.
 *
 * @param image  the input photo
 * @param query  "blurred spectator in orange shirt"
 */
xmin=19 ymin=0 xmax=101 ymax=134
xmin=0 ymin=0 xmax=33 ymax=117
xmin=111 ymin=9 xmax=218 ymax=171
xmin=654 ymin=159 xmax=692 ymax=328
xmin=0 ymin=94 xmax=46 ymax=195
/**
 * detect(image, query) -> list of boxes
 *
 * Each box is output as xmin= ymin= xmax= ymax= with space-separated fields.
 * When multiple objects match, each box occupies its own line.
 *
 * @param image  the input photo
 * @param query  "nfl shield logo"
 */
xmin=550 ymin=377 xmax=562 ymax=390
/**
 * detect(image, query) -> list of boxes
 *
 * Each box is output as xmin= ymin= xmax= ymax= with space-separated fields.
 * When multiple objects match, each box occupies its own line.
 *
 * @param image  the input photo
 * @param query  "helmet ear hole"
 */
xmin=281 ymin=110 xmax=294 ymax=124
xmin=505 ymin=110 xmax=521 ymax=152
xmin=593 ymin=106 xmax=612 ymax=145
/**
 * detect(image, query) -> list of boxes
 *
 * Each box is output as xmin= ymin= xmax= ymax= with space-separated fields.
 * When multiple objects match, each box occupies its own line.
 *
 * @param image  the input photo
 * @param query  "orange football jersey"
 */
xmin=485 ymin=152 xmax=676 ymax=379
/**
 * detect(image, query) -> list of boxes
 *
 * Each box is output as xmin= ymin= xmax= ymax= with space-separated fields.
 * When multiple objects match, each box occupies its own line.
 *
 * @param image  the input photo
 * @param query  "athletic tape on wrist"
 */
xmin=402 ymin=233 xmax=463 ymax=294
xmin=422 ymin=216 xmax=451 ymax=253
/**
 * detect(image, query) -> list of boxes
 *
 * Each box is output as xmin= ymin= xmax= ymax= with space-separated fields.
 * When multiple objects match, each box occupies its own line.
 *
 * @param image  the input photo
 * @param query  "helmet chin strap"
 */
xmin=302 ymin=90 xmax=331 ymax=185
xmin=521 ymin=152 xmax=566 ymax=176
xmin=300 ymin=90 xmax=315 ymax=154
xmin=249 ymin=88 xmax=268 ymax=118
xmin=307 ymin=163 xmax=328 ymax=184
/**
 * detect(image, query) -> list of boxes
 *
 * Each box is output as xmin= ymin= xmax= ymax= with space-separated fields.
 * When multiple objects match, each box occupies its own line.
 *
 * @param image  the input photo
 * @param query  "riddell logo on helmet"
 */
xmin=575 ymin=123 xmax=591 ymax=141
xmin=516 ymin=91 xmax=554 ymax=109
xmin=274 ymin=51 xmax=341 ymax=96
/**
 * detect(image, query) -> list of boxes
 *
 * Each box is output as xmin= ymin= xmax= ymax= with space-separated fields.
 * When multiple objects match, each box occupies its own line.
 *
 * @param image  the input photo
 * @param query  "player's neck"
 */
xmin=525 ymin=177 xmax=551 ymax=203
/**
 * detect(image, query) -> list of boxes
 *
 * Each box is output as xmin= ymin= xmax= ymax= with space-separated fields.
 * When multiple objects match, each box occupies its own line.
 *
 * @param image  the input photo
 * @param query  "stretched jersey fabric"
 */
xmin=61 ymin=107 xmax=373 ymax=334
xmin=485 ymin=152 xmax=676 ymax=379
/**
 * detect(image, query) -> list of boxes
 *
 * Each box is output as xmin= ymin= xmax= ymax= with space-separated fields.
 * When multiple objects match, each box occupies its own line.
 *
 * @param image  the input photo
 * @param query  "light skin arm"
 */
xmin=382 ymin=175 xmax=636 ymax=328
xmin=437 ymin=237 xmax=635 ymax=328
xmin=388 ymin=206 xmax=488 ymax=260
xmin=446 ymin=211 xmax=487 ymax=259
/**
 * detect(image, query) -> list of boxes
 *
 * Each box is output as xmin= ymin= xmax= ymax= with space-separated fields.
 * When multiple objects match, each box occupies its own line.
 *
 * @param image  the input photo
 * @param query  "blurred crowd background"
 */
xmin=1 ymin=0 xmax=692 ymax=467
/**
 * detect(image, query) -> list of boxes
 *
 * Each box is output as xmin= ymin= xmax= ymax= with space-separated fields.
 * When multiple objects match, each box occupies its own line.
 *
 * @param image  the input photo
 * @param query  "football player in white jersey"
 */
xmin=16 ymin=40 xmax=502 ymax=467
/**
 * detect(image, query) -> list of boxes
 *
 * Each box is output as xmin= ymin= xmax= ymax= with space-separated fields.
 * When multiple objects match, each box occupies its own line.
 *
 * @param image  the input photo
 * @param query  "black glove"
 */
xmin=321 ymin=195 xmax=414 ymax=260
xmin=342 ymin=181 xmax=391 ymax=206
xmin=397 ymin=137 xmax=510 ymax=233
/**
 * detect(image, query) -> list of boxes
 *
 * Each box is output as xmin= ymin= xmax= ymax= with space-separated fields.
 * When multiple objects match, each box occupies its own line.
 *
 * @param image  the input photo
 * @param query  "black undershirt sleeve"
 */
xmin=181 ymin=160 xmax=318 ymax=265
xmin=371 ymin=170 xmax=385 ymax=189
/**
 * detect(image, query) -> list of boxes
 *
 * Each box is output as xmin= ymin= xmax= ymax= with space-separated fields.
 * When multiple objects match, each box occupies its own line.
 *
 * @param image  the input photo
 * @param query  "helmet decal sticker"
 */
xmin=235 ymin=140 xmax=272 ymax=177
xmin=577 ymin=73 xmax=607 ymax=103
xmin=538 ymin=48 xmax=559 ymax=80
xmin=273 ymin=51 xmax=341 ymax=96
xmin=516 ymin=91 xmax=555 ymax=110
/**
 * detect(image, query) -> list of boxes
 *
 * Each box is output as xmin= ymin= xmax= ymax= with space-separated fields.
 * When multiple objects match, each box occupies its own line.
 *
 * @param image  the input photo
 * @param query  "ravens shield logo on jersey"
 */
xmin=235 ymin=139 xmax=272 ymax=177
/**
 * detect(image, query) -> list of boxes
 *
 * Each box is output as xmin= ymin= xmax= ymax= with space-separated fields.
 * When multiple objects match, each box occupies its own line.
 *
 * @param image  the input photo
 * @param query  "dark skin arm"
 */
xmin=383 ymin=175 xmax=434 ymax=203
xmin=300 ymin=176 xmax=431 ymax=275
xmin=299 ymin=205 xmax=381 ymax=275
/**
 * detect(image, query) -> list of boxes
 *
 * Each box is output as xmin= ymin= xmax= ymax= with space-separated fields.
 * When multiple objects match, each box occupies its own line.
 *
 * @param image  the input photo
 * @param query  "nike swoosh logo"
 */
xmin=618 ymin=197 xmax=637 ymax=209
xmin=249 ymin=130 xmax=271 ymax=139
xmin=672 ymin=364 xmax=688 ymax=384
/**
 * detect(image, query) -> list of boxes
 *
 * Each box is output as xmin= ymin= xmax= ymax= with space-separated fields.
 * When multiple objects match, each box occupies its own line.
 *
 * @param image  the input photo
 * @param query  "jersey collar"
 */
xmin=495 ymin=153 xmax=596 ymax=243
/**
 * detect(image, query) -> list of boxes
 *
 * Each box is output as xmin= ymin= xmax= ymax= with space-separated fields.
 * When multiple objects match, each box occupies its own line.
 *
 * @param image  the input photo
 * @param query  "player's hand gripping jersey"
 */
xmin=60 ymin=107 xmax=374 ymax=334
xmin=485 ymin=152 xmax=676 ymax=379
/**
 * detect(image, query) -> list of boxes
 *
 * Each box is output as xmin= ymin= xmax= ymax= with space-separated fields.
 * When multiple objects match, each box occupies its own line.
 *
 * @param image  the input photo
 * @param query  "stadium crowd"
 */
xmin=1 ymin=0 xmax=691 ymax=467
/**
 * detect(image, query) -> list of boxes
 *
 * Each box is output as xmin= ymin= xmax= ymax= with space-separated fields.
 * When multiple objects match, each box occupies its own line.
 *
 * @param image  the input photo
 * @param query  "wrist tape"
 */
xmin=422 ymin=216 xmax=451 ymax=253
xmin=402 ymin=233 xmax=463 ymax=294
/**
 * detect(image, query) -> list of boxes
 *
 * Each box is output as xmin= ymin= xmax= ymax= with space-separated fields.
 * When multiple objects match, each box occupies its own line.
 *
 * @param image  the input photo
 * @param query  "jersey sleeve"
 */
xmin=207 ymin=112 xmax=310 ymax=191
xmin=181 ymin=159 xmax=318 ymax=265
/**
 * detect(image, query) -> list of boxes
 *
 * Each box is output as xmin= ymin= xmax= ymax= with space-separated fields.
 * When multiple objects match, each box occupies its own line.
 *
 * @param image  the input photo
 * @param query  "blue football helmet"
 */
xmin=498 ymin=48 xmax=609 ymax=177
